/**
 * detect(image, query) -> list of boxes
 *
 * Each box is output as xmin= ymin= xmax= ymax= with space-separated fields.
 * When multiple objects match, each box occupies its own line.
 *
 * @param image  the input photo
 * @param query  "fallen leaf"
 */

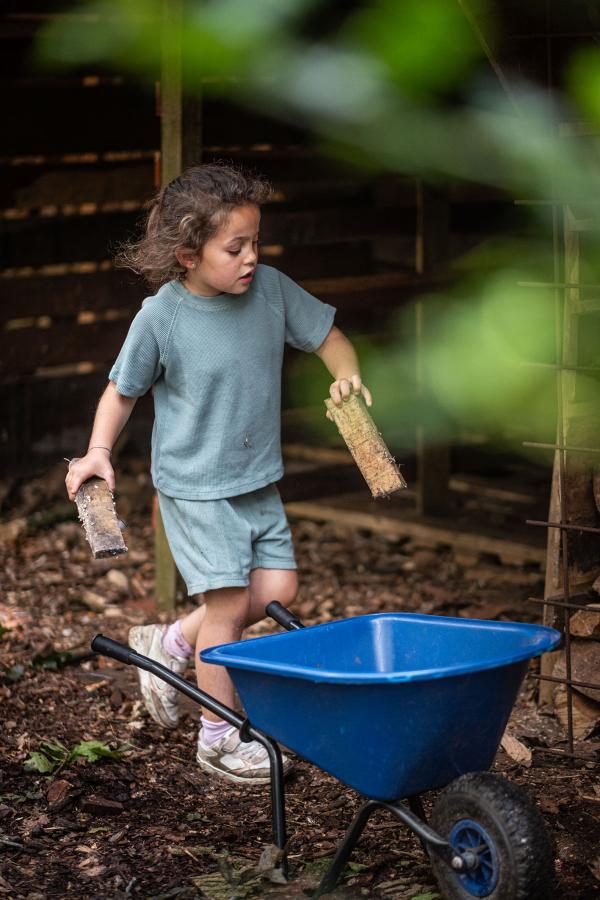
xmin=80 ymin=863 xmax=106 ymax=877
xmin=538 ymin=796 xmax=560 ymax=815
xmin=21 ymin=813 xmax=49 ymax=837
xmin=47 ymin=779 xmax=73 ymax=809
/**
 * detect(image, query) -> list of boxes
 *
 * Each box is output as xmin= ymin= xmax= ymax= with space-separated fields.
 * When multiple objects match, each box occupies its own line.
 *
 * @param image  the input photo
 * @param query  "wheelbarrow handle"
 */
xmin=265 ymin=601 xmax=304 ymax=631
xmin=91 ymin=632 xmax=246 ymax=727
xmin=91 ymin=633 xmax=141 ymax=666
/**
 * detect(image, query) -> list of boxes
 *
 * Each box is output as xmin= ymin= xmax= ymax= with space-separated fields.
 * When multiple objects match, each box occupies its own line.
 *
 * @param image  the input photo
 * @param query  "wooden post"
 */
xmin=160 ymin=0 xmax=182 ymax=185
xmin=154 ymin=0 xmax=204 ymax=611
xmin=415 ymin=181 xmax=450 ymax=516
xmin=152 ymin=0 xmax=182 ymax=612
xmin=540 ymin=204 xmax=600 ymax=702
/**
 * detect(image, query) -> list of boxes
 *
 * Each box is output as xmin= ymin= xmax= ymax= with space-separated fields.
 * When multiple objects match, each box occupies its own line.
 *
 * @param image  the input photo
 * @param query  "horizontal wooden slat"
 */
xmin=1 ymin=209 xmax=143 ymax=266
xmin=1 ymin=270 xmax=448 ymax=377
xmin=2 ymin=86 xmax=317 ymax=155
xmin=308 ymin=271 xmax=446 ymax=329
xmin=3 ymin=83 xmax=159 ymax=155
xmin=0 ymin=318 xmax=131 ymax=377
xmin=0 ymin=372 xmax=154 ymax=469
xmin=0 ymin=160 xmax=155 ymax=210
xmin=0 ymin=158 xmax=377 ymax=211
xmin=202 ymin=148 xmax=377 ymax=183
xmin=262 ymin=205 xmax=414 ymax=245
xmin=1 ymin=268 xmax=147 ymax=319
xmin=1 ymin=204 xmax=414 ymax=269
xmin=0 ymin=150 xmax=511 ymax=212
xmin=0 ymin=243 xmax=387 ymax=320
xmin=264 ymin=242 xmax=378 ymax=281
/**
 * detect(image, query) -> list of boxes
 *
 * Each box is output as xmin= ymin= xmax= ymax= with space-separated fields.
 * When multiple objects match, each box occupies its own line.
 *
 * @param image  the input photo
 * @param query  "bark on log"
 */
xmin=75 ymin=478 xmax=127 ymax=559
xmin=553 ymin=641 xmax=600 ymax=702
xmin=324 ymin=394 xmax=407 ymax=498
xmin=570 ymin=604 xmax=600 ymax=640
xmin=553 ymin=685 xmax=600 ymax=739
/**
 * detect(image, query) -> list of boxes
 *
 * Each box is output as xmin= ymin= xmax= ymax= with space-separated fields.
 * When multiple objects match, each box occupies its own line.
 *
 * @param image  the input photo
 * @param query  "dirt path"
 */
xmin=1 ymin=507 xmax=599 ymax=899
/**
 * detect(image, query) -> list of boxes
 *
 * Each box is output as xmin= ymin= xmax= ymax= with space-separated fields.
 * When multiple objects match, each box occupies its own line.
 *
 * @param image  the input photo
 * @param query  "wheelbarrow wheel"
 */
xmin=429 ymin=772 xmax=554 ymax=900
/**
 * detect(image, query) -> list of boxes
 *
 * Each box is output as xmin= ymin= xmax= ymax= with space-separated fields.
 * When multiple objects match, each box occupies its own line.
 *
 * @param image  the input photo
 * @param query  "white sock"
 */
xmin=200 ymin=715 xmax=233 ymax=746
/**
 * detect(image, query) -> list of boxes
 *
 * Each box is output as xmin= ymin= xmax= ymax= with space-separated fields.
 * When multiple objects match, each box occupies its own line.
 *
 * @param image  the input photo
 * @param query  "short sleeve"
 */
xmin=109 ymin=306 xmax=162 ymax=397
xmin=277 ymin=270 xmax=336 ymax=352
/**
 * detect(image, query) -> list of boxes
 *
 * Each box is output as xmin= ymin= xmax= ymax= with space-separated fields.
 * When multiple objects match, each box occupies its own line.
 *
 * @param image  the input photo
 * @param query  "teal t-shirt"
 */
xmin=109 ymin=264 xmax=336 ymax=499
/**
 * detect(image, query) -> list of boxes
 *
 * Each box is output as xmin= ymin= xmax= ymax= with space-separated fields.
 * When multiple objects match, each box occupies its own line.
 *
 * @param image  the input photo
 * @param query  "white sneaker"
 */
xmin=128 ymin=624 xmax=188 ymax=728
xmin=196 ymin=724 xmax=292 ymax=785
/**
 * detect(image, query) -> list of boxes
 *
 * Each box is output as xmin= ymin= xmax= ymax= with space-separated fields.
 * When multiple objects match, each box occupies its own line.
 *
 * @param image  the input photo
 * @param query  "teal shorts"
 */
xmin=157 ymin=484 xmax=297 ymax=596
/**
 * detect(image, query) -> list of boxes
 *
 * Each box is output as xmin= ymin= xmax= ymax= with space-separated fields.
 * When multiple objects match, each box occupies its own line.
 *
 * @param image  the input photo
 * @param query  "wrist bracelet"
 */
xmin=88 ymin=446 xmax=112 ymax=455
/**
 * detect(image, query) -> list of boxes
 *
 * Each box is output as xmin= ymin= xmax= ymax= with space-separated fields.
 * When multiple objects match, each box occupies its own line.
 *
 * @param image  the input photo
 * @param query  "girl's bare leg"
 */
xmin=194 ymin=586 xmax=250 ymax=721
xmin=178 ymin=568 xmax=298 ymax=647
xmin=191 ymin=570 xmax=298 ymax=721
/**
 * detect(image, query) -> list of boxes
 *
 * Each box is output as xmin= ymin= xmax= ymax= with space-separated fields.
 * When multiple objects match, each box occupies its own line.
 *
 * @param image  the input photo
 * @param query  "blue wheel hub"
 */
xmin=448 ymin=818 xmax=500 ymax=897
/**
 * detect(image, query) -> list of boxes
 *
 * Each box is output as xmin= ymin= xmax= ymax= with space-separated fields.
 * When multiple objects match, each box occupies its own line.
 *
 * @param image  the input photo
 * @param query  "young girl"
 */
xmin=66 ymin=163 xmax=372 ymax=785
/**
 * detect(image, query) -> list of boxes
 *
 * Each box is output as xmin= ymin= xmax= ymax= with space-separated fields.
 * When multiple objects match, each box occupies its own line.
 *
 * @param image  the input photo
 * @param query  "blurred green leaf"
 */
xmin=32 ymin=648 xmax=73 ymax=671
xmin=0 ymin=664 xmax=24 ymax=685
xmin=341 ymin=0 xmax=483 ymax=99
xmin=23 ymin=739 xmax=130 ymax=774
xmin=568 ymin=47 xmax=600 ymax=131
xmin=70 ymin=739 xmax=129 ymax=762
xmin=24 ymin=752 xmax=57 ymax=774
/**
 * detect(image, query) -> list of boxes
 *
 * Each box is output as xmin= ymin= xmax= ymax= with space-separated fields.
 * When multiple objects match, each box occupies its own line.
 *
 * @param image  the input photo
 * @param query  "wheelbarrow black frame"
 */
xmin=90 ymin=603 xmax=510 ymax=897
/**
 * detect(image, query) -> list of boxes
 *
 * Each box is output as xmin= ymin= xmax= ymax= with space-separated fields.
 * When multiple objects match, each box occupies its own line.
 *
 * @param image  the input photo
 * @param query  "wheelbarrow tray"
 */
xmin=202 ymin=613 xmax=559 ymax=801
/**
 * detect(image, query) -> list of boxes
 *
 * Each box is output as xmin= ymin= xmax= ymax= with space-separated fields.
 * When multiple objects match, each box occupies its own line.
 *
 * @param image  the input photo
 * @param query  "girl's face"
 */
xmin=181 ymin=203 xmax=261 ymax=297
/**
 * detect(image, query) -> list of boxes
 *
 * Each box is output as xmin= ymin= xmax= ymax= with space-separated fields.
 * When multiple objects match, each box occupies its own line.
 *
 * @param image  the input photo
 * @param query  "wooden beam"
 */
xmin=285 ymin=499 xmax=546 ymax=567
xmin=153 ymin=0 xmax=184 ymax=612
xmin=159 ymin=0 xmax=183 ymax=185
xmin=153 ymin=0 xmax=203 ymax=612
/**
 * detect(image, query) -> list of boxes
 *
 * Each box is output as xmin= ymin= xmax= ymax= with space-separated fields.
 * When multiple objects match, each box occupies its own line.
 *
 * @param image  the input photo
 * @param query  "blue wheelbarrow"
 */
xmin=92 ymin=604 xmax=560 ymax=899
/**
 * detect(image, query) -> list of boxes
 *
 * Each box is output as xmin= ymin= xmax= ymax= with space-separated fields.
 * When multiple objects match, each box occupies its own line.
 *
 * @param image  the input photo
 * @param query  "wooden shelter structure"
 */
xmin=2 ymin=0 xmax=600 ymax=757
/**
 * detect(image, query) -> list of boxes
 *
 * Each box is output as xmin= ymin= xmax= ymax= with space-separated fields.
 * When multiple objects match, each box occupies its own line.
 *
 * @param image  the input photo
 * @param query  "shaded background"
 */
xmin=3 ymin=0 xmax=600 ymax=477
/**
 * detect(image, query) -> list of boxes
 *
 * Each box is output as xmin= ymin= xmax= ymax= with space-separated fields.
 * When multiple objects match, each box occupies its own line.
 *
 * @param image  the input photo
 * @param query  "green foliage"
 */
xmin=0 ymin=664 xmax=24 ymax=685
xmin=568 ymin=47 xmax=600 ymax=131
xmin=340 ymin=0 xmax=482 ymax=100
xmin=32 ymin=648 xmax=74 ymax=671
xmin=24 ymin=738 xmax=131 ymax=774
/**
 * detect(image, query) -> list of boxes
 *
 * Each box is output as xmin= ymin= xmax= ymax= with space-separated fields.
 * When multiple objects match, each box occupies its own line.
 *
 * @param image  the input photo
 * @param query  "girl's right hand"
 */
xmin=65 ymin=449 xmax=115 ymax=500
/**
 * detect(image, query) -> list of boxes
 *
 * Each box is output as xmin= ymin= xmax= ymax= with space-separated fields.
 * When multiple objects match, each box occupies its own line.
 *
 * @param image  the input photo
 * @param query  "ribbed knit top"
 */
xmin=109 ymin=264 xmax=336 ymax=499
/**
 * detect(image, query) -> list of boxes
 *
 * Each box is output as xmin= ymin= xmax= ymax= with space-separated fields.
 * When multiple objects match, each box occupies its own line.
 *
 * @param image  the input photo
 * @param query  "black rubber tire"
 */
xmin=429 ymin=772 xmax=554 ymax=900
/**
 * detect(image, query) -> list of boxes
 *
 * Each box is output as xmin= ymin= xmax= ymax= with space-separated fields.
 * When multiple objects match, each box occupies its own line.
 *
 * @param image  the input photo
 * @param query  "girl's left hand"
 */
xmin=326 ymin=374 xmax=372 ymax=420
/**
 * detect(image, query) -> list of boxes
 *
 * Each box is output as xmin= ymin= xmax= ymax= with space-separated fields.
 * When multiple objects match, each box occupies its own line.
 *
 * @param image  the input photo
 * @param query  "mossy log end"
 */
xmin=75 ymin=478 xmax=127 ymax=559
xmin=324 ymin=394 xmax=407 ymax=499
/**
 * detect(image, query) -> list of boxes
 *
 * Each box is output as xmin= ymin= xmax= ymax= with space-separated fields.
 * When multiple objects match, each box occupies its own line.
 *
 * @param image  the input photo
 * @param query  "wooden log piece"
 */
xmin=324 ymin=394 xmax=407 ymax=499
xmin=75 ymin=478 xmax=127 ymax=560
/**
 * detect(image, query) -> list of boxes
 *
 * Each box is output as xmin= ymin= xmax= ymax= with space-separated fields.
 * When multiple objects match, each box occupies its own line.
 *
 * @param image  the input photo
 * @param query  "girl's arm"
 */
xmin=314 ymin=325 xmax=372 ymax=413
xmin=65 ymin=381 xmax=137 ymax=499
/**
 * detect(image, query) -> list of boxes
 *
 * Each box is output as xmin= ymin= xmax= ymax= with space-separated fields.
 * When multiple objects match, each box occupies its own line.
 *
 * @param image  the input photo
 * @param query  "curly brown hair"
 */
xmin=115 ymin=162 xmax=272 ymax=290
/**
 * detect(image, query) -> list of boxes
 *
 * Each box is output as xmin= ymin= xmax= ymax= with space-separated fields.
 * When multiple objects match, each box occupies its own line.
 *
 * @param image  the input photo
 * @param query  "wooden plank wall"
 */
xmin=0 ymin=4 xmax=518 ymax=473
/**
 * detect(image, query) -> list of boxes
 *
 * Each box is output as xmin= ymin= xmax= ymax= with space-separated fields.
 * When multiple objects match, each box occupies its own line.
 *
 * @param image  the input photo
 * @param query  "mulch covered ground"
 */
xmin=1 ymin=466 xmax=599 ymax=899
